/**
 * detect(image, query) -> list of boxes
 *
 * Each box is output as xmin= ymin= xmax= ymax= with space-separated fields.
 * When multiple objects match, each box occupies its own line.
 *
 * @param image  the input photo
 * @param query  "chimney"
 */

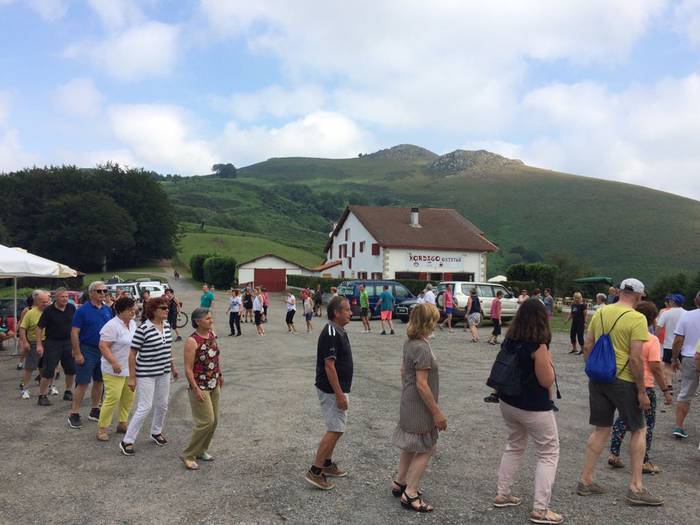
xmin=410 ymin=207 xmax=421 ymax=228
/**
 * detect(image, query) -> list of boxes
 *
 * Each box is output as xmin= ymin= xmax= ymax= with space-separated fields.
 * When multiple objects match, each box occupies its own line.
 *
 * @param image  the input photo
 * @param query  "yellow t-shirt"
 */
xmin=587 ymin=304 xmax=649 ymax=383
xmin=20 ymin=307 xmax=45 ymax=343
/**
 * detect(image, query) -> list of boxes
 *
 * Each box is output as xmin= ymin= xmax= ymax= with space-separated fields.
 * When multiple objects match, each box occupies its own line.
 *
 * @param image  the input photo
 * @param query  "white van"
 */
xmin=435 ymin=281 xmax=519 ymax=320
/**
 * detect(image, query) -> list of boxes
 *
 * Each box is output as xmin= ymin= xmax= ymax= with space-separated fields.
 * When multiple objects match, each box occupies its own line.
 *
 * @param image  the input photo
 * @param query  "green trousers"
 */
xmin=182 ymin=386 xmax=220 ymax=461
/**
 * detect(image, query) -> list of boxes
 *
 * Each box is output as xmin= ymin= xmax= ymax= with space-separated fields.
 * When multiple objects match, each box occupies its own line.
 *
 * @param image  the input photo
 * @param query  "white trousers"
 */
xmin=124 ymin=374 xmax=171 ymax=445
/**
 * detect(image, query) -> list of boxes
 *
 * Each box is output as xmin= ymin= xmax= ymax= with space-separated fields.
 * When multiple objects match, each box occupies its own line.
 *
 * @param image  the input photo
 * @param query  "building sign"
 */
xmin=407 ymin=252 xmax=463 ymax=269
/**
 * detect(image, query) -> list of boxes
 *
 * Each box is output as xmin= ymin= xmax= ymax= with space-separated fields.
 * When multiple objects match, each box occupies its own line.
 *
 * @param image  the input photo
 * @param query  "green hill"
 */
xmin=163 ymin=145 xmax=700 ymax=284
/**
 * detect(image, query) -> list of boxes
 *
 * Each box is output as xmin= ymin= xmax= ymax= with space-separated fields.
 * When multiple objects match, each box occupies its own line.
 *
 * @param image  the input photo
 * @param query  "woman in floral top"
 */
xmin=181 ymin=308 xmax=223 ymax=470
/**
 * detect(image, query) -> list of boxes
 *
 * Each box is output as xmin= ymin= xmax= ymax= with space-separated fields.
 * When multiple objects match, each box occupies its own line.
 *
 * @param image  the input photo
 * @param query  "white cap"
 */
xmin=620 ymin=278 xmax=645 ymax=294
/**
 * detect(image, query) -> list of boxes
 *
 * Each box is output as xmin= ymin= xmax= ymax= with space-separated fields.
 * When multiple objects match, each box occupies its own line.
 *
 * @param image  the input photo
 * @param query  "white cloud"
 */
xmin=65 ymin=21 xmax=180 ymax=81
xmin=199 ymin=0 xmax=666 ymax=134
xmin=108 ymin=103 xmax=217 ymax=174
xmin=53 ymin=78 xmax=102 ymax=118
xmin=674 ymin=0 xmax=700 ymax=45
xmin=0 ymin=130 xmax=35 ymax=172
xmin=518 ymin=75 xmax=700 ymax=199
xmin=0 ymin=90 xmax=10 ymax=124
xmin=27 ymin=0 xmax=68 ymax=21
xmin=86 ymin=0 xmax=143 ymax=30
xmin=216 ymin=84 xmax=327 ymax=122
xmin=219 ymin=111 xmax=373 ymax=165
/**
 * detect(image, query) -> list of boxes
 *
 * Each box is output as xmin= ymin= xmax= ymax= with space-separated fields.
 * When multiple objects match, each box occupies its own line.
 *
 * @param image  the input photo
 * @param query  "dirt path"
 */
xmin=0 ymin=278 xmax=697 ymax=524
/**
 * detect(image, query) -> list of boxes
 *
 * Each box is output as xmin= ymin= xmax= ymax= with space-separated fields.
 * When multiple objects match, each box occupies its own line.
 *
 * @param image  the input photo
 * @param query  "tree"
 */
xmin=203 ymin=256 xmax=237 ymax=289
xmin=212 ymin=163 xmax=238 ymax=178
xmin=190 ymin=253 xmax=217 ymax=282
xmin=31 ymin=192 xmax=136 ymax=271
xmin=0 ymin=219 xmax=10 ymax=245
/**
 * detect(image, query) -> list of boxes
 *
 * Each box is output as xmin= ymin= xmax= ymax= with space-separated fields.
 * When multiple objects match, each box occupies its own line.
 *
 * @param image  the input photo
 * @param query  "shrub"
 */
xmin=648 ymin=271 xmax=700 ymax=309
xmin=190 ymin=253 xmax=217 ymax=282
xmin=286 ymin=275 xmax=345 ymax=291
xmin=203 ymin=256 xmax=237 ymax=289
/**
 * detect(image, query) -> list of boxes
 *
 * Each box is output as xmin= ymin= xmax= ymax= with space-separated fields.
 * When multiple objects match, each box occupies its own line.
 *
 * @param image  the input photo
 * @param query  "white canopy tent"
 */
xmin=487 ymin=275 xmax=508 ymax=283
xmin=0 ymin=244 xmax=78 ymax=354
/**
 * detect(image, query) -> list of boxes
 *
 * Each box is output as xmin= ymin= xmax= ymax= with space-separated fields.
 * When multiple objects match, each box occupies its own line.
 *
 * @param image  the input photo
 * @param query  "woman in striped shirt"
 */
xmin=119 ymin=297 xmax=179 ymax=456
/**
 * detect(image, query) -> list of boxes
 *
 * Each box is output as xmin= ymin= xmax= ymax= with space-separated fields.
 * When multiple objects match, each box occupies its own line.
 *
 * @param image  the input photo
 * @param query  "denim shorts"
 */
xmin=75 ymin=344 xmax=103 ymax=385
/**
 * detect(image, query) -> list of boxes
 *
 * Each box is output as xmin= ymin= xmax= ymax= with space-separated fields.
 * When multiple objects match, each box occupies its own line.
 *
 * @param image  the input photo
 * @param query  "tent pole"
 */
xmin=12 ymin=277 xmax=19 ymax=355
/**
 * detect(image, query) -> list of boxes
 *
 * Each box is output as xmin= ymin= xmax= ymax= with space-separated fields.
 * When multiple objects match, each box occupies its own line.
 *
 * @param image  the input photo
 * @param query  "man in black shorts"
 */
xmin=36 ymin=288 xmax=76 ymax=405
xmin=577 ymin=278 xmax=663 ymax=506
xmin=305 ymin=296 xmax=353 ymax=490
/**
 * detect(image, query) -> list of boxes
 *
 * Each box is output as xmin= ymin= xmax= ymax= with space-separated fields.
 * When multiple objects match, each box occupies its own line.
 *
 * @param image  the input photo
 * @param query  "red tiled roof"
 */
xmin=325 ymin=206 xmax=498 ymax=253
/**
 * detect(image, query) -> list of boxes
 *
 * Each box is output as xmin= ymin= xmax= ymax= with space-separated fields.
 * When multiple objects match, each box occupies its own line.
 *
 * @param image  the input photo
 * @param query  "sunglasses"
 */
xmin=95 ymin=289 xmax=108 ymax=293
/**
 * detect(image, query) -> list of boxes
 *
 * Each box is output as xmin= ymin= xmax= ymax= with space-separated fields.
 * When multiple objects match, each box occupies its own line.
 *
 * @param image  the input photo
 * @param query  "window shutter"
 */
xmin=352 ymin=242 xmax=356 ymax=257
xmin=371 ymin=243 xmax=380 ymax=256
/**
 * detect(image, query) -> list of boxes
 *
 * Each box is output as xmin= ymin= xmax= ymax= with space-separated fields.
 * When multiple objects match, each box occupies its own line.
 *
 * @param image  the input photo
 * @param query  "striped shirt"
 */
xmin=131 ymin=319 xmax=173 ymax=377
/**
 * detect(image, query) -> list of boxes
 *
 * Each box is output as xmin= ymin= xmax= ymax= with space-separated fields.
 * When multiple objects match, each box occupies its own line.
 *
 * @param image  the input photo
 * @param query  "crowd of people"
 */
xmin=305 ymin=278 xmax=700 ymax=524
xmin=3 ymin=275 xmax=699 ymax=524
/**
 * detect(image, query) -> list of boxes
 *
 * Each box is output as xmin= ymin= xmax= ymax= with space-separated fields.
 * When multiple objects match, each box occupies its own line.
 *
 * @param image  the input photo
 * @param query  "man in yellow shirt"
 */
xmin=577 ymin=278 xmax=663 ymax=506
xmin=19 ymin=290 xmax=51 ymax=400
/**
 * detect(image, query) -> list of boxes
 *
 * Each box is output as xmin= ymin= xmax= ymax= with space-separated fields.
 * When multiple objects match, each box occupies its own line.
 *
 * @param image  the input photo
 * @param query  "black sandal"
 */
xmin=401 ymin=493 xmax=433 ymax=513
xmin=391 ymin=481 xmax=422 ymax=498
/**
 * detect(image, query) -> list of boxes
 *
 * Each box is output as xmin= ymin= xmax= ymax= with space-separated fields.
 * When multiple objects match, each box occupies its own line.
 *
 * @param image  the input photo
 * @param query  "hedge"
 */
xmin=190 ymin=253 xmax=217 ymax=282
xmin=286 ymin=275 xmax=344 ymax=291
xmin=203 ymin=256 xmax=237 ymax=289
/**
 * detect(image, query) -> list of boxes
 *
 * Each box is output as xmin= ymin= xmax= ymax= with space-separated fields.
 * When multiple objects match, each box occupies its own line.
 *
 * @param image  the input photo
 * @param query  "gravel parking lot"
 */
xmin=0 ymin=280 xmax=698 ymax=524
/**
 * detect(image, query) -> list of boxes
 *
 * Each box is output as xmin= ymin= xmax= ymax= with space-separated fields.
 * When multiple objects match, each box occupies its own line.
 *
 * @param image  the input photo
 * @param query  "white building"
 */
xmin=322 ymin=206 xmax=498 ymax=281
xmin=237 ymin=254 xmax=315 ymax=292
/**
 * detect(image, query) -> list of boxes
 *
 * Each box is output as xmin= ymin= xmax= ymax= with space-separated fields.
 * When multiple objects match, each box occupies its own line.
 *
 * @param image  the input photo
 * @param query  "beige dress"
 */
xmin=392 ymin=338 xmax=440 ymax=452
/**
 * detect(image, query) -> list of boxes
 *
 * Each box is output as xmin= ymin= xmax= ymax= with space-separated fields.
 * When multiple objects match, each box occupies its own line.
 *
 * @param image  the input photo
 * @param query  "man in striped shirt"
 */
xmin=305 ymin=296 xmax=353 ymax=490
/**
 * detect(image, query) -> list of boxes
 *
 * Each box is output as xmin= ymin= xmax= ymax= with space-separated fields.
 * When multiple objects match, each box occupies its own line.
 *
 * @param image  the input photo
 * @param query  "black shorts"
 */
xmin=492 ymin=319 xmax=501 ymax=336
xmin=285 ymin=310 xmax=295 ymax=324
xmin=361 ymin=307 xmax=369 ymax=318
xmin=588 ymin=378 xmax=645 ymax=431
xmin=41 ymin=339 xmax=75 ymax=378
xmin=662 ymin=348 xmax=673 ymax=364
xmin=254 ymin=311 xmax=262 ymax=325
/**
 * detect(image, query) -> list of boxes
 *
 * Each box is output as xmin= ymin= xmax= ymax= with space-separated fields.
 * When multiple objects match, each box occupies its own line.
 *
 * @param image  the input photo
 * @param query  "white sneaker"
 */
xmin=21 ymin=389 xmax=30 ymax=399
xmin=49 ymin=385 xmax=60 ymax=395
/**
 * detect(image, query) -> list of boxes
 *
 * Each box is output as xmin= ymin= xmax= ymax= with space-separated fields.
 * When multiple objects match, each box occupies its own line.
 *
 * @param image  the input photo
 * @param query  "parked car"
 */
xmin=135 ymin=281 xmax=167 ymax=298
xmin=337 ymin=280 xmax=415 ymax=319
xmin=105 ymin=282 xmax=139 ymax=299
xmin=394 ymin=281 xmax=519 ymax=324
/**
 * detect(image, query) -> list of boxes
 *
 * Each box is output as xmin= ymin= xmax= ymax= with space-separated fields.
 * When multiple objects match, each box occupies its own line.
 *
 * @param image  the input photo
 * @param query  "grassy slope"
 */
xmin=176 ymin=230 xmax=323 ymax=269
xmin=162 ymin=151 xmax=700 ymax=284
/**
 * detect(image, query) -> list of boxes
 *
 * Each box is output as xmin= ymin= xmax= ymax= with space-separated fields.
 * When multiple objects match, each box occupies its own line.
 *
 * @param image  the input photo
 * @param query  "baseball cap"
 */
xmin=620 ymin=278 xmax=645 ymax=294
xmin=671 ymin=293 xmax=685 ymax=305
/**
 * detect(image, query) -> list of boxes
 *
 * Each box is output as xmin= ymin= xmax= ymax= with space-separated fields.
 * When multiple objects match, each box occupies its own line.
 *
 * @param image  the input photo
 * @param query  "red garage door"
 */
xmin=254 ymin=269 xmax=287 ymax=292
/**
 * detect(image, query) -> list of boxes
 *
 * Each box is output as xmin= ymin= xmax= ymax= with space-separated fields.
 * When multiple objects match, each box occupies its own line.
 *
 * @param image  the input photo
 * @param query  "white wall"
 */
xmin=238 ymin=255 xmax=308 ymax=283
xmin=325 ymin=212 xmax=383 ymax=278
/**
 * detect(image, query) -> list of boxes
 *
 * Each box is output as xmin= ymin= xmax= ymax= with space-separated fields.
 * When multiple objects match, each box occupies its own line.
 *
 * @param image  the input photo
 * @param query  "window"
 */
xmin=348 ymin=257 xmax=352 ymax=269
xmin=357 ymin=271 xmax=368 ymax=279
xmin=461 ymin=284 xmax=475 ymax=295
xmin=477 ymin=285 xmax=493 ymax=298
xmin=393 ymin=284 xmax=410 ymax=297
xmin=371 ymin=243 xmax=380 ymax=255
xmin=337 ymin=244 xmax=342 ymax=259
xmin=493 ymin=285 xmax=513 ymax=299
xmin=352 ymin=242 xmax=356 ymax=257
xmin=341 ymin=270 xmax=345 ymax=278
xmin=345 ymin=229 xmax=349 ymax=241
xmin=359 ymin=241 xmax=365 ymax=253
xmin=371 ymin=272 xmax=383 ymax=279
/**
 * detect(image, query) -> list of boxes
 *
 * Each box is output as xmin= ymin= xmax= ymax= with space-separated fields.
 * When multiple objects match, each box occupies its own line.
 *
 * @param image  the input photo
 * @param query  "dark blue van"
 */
xmin=337 ymin=280 xmax=415 ymax=319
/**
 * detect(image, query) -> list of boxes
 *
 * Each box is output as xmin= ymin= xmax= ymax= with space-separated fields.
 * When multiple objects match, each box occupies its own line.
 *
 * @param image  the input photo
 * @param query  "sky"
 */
xmin=1 ymin=0 xmax=700 ymax=200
